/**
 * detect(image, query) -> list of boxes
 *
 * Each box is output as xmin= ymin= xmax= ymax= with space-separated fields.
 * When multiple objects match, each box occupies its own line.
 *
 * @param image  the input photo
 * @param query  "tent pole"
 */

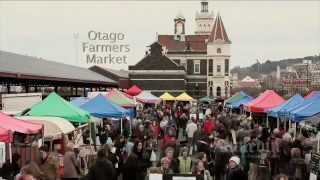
xmin=277 ymin=117 xmax=280 ymax=129
xmin=284 ymin=118 xmax=287 ymax=132
xmin=317 ymin=134 xmax=320 ymax=153
xmin=9 ymin=143 xmax=12 ymax=163
xmin=129 ymin=118 xmax=132 ymax=136
xmin=121 ymin=118 xmax=123 ymax=135
xmin=266 ymin=115 xmax=269 ymax=128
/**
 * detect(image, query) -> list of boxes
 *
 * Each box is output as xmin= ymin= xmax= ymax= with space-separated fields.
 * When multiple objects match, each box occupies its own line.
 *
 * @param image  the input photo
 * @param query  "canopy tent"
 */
xmin=25 ymin=92 xmax=90 ymax=124
xmin=18 ymin=116 xmax=75 ymax=140
xmin=304 ymin=91 xmax=320 ymax=99
xmin=159 ymin=92 xmax=176 ymax=101
xmin=0 ymin=112 xmax=43 ymax=143
xmin=175 ymin=92 xmax=193 ymax=101
xmin=245 ymin=90 xmax=285 ymax=113
xmin=70 ymin=97 xmax=90 ymax=107
xmin=136 ymin=91 xmax=161 ymax=104
xmin=0 ymin=127 xmax=11 ymax=143
xmin=290 ymin=98 xmax=320 ymax=122
xmin=284 ymin=93 xmax=320 ymax=117
xmin=267 ymin=94 xmax=304 ymax=118
xmin=226 ymin=96 xmax=254 ymax=109
xmin=225 ymin=91 xmax=248 ymax=105
xmin=199 ymin=96 xmax=214 ymax=103
xmin=126 ymin=85 xmax=142 ymax=96
xmin=80 ymin=94 xmax=130 ymax=118
xmin=225 ymin=92 xmax=253 ymax=108
xmin=106 ymin=89 xmax=136 ymax=108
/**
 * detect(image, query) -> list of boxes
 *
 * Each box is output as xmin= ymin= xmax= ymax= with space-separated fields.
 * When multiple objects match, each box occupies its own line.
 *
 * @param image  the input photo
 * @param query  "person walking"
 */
xmin=63 ymin=144 xmax=80 ymax=180
xmin=186 ymin=118 xmax=198 ymax=154
xmin=84 ymin=149 xmax=116 ymax=180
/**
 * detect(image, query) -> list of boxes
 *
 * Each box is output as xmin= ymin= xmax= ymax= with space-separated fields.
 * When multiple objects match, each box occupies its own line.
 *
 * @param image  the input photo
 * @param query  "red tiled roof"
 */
xmin=208 ymin=13 xmax=231 ymax=43
xmin=158 ymin=35 xmax=209 ymax=52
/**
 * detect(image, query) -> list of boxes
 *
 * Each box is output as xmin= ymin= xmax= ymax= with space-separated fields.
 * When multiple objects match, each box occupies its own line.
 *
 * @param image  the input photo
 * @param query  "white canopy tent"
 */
xmin=17 ymin=116 xmax=75 ymax=140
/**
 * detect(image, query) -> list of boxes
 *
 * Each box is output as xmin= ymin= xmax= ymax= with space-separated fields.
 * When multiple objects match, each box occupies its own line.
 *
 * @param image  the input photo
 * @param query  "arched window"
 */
xmin=216 ymin=86 xmax=221 ymax=97
xmin=217 ymin=48 xmax=222 ymax=54
xmin=210 ymin=87 xmax=213 ymax=97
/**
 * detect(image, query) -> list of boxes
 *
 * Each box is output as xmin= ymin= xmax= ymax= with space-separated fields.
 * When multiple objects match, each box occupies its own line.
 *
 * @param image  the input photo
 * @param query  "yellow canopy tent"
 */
xmin=159 ymin=92 xmax=176 ymax=101
xmin=175 ymin=92 xmax=193 ymax=101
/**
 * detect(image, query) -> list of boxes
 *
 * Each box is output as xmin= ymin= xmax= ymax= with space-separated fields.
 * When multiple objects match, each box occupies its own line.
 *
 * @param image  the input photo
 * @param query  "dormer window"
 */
xmin=217 ymin=48 xmax=222 ymax=54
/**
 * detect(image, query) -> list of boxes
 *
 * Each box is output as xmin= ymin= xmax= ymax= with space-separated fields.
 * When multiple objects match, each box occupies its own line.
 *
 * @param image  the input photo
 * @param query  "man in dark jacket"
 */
xmin=226 ymin=156 xmax=247 ymax=180
xmin=84 ymin=149 xmax=116 ymax=180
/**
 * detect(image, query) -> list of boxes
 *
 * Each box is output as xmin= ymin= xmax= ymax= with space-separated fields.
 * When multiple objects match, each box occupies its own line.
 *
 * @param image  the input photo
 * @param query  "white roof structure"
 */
xmin=17 ymin=116 xmax=75 ymax=140
xmin=241 ymin=76 xmax=256 ymax=82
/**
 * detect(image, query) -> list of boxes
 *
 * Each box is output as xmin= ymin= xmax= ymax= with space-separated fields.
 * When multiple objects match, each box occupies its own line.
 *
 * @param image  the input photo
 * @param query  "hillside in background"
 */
xmin=231 ymin=55 xmax=320 ymax=80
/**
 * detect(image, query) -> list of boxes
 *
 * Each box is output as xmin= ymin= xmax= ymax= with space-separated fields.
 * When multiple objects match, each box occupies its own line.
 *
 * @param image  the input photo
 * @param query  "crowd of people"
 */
xmin=1 ymin=101 xmax=318 ymax=180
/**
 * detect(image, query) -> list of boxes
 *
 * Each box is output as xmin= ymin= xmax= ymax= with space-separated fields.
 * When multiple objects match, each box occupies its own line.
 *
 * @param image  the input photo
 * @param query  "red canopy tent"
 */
xmin=126 ymin=85 xmax=142 ymax=96
xmin=0 ymin=112 xmax=43 ymax=142
xmin=0 ymin=127 xmax=12 ymax=143
xmin=304 ymin=91 xmax=319 ymax=99
xmin=245 ymin=90 xmax=285 ymax=113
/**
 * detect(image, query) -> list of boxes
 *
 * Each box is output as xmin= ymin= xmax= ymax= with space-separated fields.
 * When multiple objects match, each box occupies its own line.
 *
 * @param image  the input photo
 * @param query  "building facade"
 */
xmin=129 ymin=1 xmax=232 ymax=99
xmin=159 ymin=1 xmax=231 ymax=99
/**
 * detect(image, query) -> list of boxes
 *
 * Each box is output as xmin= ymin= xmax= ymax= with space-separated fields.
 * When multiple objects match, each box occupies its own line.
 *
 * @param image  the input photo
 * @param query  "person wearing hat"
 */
xmin=225 ymin=156 xmax=247 ymax=180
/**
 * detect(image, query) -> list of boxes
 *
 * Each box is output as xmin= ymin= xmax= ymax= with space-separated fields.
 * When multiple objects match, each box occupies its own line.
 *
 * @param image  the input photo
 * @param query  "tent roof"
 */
xmin=136 ymin=91 xmax=160 ymax=104
xmin=0 ymin=127 xmax=11 ymax=143
xmin=25 ymin=92 xmax=90 ymax=123
xmin=81 ymin=94 xmax=129 ymax=118
xmin=159 ymin=92 xmax=176 ymax=101
xmin=70 ymin=97 xmax=90 ymax=107
xmin=267 ymin=94 xmax=304 ymax=118
xmin=225 ymin=91 xmax=248 ymax=104
xmin=199 ymin=96 xmax=214 ymax=103
xmin=126 ymin=85 xmax=142 ymax=96
xmin=245 ymin=90 xmax=285 ymax=113
xmin=290 ymin=97 xmax=320 ymax=122
xmin=175 ymin=92 xmax=193 ymax=101
xmin=225 ymin=96 xmax=253 ymax=108
xmin=304 ymin=91 xmax=320 ymax=99
xmin=0 ymin=112 xmax=43 ymax=135
xmin=106 ymin=89 xmax=136 ymax=107
xmin=18 ymin=116 xmax=75 ymax=139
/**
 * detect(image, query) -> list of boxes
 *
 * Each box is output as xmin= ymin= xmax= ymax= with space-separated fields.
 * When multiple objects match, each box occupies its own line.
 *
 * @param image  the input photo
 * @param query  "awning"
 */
xmin=175 ymin=92 xmax=193 ymax=101
xmin=159 ymin=92 xmax=176 ymax=101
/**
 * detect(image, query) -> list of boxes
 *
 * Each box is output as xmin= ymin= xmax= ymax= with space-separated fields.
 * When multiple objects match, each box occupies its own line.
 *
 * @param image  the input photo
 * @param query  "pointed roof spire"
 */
xmin=208 ymin=12 xmax=231 ymax=43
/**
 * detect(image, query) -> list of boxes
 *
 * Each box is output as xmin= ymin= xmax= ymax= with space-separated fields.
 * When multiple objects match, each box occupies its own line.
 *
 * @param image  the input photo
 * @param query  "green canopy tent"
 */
xmin=224 ymin=91 xmax=248 ymax=105
xmin=24 ymin=92 xmax=90 ymax=124
xmin=199 ymin=96 xmax=214 ymax=103
xmin=106 ymin=89 xmax=136 ymax=108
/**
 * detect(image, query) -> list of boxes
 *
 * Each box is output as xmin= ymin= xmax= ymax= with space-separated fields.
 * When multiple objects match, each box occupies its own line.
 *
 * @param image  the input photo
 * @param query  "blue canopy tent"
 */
xmin=268 ymin=94 xmax=304 ymax=118
xmin=285 ymin=93 xmax=320 ymax=118
xmin=290 ymin=99 xmax=320 ymax=122
xmin=80 ymin=94 xmax=129 ymax=119
xmin=70 ymin=97 xmax=90 ymax=107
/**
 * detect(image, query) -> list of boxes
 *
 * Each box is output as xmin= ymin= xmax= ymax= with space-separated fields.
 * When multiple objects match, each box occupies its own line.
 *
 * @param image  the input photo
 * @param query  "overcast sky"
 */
xmin=0 ymin=1 xmax=319 ymax=70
